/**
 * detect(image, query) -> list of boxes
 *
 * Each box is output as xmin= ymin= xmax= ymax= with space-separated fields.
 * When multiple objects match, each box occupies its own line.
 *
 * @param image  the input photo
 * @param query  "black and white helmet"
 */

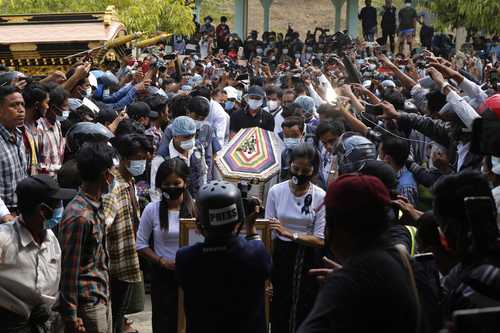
xmin=336 ymin=132 xmax=377 ymax=174
xmin=197 ymin=181 xmax=245 ymax=232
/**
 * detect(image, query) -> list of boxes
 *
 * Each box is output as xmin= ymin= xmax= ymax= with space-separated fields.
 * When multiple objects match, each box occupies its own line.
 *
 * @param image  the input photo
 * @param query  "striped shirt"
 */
xmin=36 ymin=118 xmax=65 ymax=176
xmin=59 ymin=192 xmax=110 ymax=322
xmin=0 ymin=124 xmax=28 ymax=210
xmin=103 ymin=170 xmax=142 ymax=283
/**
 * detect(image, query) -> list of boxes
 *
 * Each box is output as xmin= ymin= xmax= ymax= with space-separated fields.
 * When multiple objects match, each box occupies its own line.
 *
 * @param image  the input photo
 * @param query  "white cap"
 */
xmin=382 ymin=80 xmax=396 ymax=88
xmin=224 ymin=86 xmax=241 ymax=101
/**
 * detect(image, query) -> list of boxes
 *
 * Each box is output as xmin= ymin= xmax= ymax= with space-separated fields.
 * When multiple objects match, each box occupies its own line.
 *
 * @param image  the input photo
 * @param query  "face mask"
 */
xmin=225 ymin=100 xmax=234 ymax=111
xmin=307 ymin=47 xmax=313 ymax=52
xmin=85 ymin=87 xmax=92 ymax=98
xmin=162 ymin=187 xmax=184 ymax=200
xmin=290 ymin=171 xmax=312 ymax=186
xmin=282 ymin=49 xmax=289 ymax=55
xmin=256 ymin=48 xmax=263 ymax=54
xmin=42 ymin=205 xmax=63 ymax=230
xmin=247 ymin=98 xmax=263 ymax=110
xmin=180 ymin=138 xmax=195 ymax=151
xmin=56 ymin=110 xmax=70 ymax=122
xmin=284 ymin=137 xmax=301 ymax=150
xmin=271 ymin=56 xmax=276 ymax=61
xmin=268 ymin=100 xmax=279 ymax=111
xmin=195 ymin=120 xmax=205 ymax=130
xmin=127 ymin=159 xmax=147 ymax=176
xmin=107 ymin=177 xmax=116 ymax=194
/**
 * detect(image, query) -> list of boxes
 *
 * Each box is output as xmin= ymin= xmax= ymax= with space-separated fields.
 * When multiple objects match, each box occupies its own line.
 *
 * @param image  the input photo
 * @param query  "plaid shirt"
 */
xmin=59 ymin=192 xmax=110 ymax=322
xmin=0 ymin=124 xmax=28 ymax=209
xmin=103 ymin=170 xmax=142 ymax=283
xmin=36 ymin=118 xmax=65 ymax=176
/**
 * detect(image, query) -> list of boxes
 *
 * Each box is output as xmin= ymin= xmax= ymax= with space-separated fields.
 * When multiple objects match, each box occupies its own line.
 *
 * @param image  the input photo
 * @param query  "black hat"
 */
xmin=17 ymin=175 xmax=77 ymax=205
xmin=247 ymin=85 xmax=266 ymax=98
xmin=97 ymin=107 xmax=118 ymax=124
xmin=126 ymin=102 xmax=159 ymax=120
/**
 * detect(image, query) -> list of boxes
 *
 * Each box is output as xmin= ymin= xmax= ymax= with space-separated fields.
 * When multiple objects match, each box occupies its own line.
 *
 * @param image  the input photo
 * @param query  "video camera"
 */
xmin=237 ymin=181 xmax=261 ymax=217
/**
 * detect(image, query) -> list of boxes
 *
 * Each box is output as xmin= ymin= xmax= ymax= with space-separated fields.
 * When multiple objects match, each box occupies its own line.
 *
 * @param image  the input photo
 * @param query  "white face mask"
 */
xmin=247 ymin=98 xmax=263 ymax=110
xmin=268 ymin=100 xmax=280 ymax=111
xmin=179 ymin=138 xmax=195 ymax=151
xmin=56 ymin=110 xmax=70 ymax=122
xmin=85 ymin=87 xmax=92 ymax=98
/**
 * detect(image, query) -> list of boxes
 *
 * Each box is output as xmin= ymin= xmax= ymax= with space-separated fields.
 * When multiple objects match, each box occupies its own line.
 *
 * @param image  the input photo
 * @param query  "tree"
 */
xmin=420 ymin=0 xmax=500 ymax=35
xmin=0 ymin=0 xmax=195 ymax=35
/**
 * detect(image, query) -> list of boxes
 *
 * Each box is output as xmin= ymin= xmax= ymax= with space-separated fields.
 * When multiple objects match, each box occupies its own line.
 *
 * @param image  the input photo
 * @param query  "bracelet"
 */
xmin=440 ymin=82 xmax=451 ymax=94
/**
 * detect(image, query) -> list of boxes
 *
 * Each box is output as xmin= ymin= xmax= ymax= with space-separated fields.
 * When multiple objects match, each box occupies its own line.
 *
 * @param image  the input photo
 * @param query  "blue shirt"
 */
xmin=176 ymin=236 xmax=272 ymax=333
xmin=397 ymin=166 xmax=419 ymax=207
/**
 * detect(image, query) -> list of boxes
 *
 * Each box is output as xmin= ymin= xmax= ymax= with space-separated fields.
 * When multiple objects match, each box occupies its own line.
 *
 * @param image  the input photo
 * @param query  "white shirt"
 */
xmin=492 ymin=186 xmax=500 ymax=225
xmin=0 ymin=197 xmax=9 ymax=218
xmin=208 ymin=99 xmax=230 ymax=147
xmin=136 ymin=201 xmax=180 ymax=261
xmin=265 ymin=181 xmax=326 ymax=241
xmin=273 ymin=109 xmax=285 ymax=139
xmin=456 ymin=142 xmax=470 ymax=172
xmin=0 ymin=219 xmax=61 ymax=308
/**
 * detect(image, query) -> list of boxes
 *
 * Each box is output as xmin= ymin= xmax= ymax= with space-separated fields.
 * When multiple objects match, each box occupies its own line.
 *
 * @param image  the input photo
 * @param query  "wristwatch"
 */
xmin=292 ymin=232 xmax=299 ymax=241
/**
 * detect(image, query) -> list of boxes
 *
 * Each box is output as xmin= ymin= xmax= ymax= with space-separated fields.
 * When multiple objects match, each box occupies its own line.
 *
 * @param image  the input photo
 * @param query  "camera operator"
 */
xmin=433 ymin=172 xmax=500 ymax=318
xmin=176 ymin=181 xmax=272 ymax=333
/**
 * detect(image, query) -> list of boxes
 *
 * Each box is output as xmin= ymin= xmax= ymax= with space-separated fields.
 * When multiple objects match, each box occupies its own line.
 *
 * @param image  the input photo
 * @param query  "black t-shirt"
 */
xmin=298 ymin=247 xmax=420 ymax=333
xmin=398 ymin=6 xmax=418 ymax=31
xmin=229 ymin=107 xmax=275 ymax=133
xmin=381 ymin=5 xmax=397 ymax=32
xmin=359 ymin=6 xmax=378 ymax=30
xmin=176 ymin=236 xmax=272 ymax=333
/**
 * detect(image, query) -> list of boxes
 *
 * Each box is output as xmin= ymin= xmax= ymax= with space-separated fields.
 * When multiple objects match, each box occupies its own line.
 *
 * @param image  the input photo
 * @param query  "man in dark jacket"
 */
xmin=380 ymin=0 xmax=397 ymax=53
xmin=298 ymin=174 xmax=422 ymax=332
xmin=358 ymin=0 xmax=378 ymax=42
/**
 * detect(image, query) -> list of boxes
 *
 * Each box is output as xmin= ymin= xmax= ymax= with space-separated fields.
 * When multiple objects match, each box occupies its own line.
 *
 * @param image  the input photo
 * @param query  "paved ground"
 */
xmin=127 ymin=294 xmax=152 ymax=333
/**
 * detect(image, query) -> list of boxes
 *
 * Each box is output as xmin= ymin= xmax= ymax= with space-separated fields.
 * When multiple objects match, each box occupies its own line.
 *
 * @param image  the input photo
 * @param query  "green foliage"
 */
xmin=0 ymin=0 xmax=195 ymax=35
xmin=422 ymin=0 xmax=500 ymax=34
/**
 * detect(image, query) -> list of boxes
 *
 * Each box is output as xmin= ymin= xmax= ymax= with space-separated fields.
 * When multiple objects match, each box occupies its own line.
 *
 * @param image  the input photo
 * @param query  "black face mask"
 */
xmin=290 ymin=171 xmax=312 ymax=186
xmin=162 ymin=187 xmax=184 ymax=200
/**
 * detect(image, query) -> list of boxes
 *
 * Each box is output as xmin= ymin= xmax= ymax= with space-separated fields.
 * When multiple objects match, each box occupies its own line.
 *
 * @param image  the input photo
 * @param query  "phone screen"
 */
xmin=471 ymin=118 xmax=500 ymax=156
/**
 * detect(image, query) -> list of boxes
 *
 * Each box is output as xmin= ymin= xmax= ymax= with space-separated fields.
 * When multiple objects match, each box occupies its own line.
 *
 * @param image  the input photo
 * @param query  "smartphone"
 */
xmin=471 ymin=118 xmax=500 ymax=156
xmin=365 ymin=103 xmax=384 ymax=116
xmin=464 ymin=196 xmax=498 ymax=252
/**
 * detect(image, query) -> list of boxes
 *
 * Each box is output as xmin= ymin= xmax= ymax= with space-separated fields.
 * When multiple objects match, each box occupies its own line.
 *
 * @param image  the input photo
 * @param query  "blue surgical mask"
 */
xmin=108 ymin=177 xmax=116 ymax=194
xmin=56 ymin=110 xmax=70 ymax=122
xmin=127 ymin=159 xmax=147 ymax=176
xmin=195 ymin=120 xmax=205 ymax=130
xmin=180 ymin=138 xmax=195 ymax=151
xmin=284 ymin=137 xmax=301 ymax=150
xmin=225 ymin=100 xmax=235 ymax=111
xmin=42 ymin=205 xmax=63 ymax=230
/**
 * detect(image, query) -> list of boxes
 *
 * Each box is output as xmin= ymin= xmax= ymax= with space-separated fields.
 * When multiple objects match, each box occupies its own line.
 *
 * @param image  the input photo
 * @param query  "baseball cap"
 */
xmin=247 ymin=85 xmax=266 ymax=99
xmin=16 ymin=175 xmax=77 ymax=206
xmin=478 ymin=94 xmax=500 ymax=119
xmin=126 ymin=102 xmax=159 ymax=120
xmin=325 ymin=174 xmax=391 ymax=213
xmin=97 ymin=108 xmax=118 ymax=124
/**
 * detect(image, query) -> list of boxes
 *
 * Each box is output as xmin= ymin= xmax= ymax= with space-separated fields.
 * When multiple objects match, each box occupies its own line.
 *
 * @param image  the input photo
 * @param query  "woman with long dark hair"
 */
xmin=136 ymin=158 xmax=194 ymax=333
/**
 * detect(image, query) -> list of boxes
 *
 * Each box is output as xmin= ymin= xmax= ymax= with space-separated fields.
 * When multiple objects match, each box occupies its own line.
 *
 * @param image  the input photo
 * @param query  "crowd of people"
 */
xmin=1 ymin=2 xmax=500 ymax=333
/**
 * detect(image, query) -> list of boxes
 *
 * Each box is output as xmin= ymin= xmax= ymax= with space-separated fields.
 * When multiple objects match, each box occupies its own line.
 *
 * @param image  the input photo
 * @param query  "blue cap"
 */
xmin=171 ymin=116 xmax=196 ymax=136
xmin=294 ymin=95 xmax=316 ymax=114
xmin=247 ymin=85 xmax=266 ymax=98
